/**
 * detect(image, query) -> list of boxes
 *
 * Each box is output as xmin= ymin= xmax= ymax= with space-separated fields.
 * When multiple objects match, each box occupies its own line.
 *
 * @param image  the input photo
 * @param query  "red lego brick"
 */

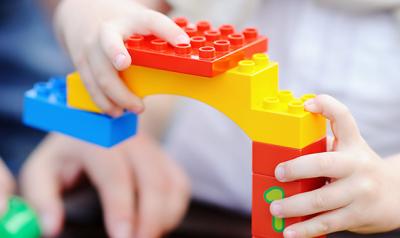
xmin=124 ymin=17 xmax=268 ymax=77
xmin=252 ymin=173 xmax=326 ymax=238
xmin=253 ymin=137 xmax=327 ymax=177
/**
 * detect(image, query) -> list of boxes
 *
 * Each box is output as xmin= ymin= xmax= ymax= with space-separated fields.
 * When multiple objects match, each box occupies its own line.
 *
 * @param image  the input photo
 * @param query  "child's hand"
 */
xmin=55 ymin=0 xmax=190 ymax=116
xmin=271 ymin=95 xmax=400 ymax=238
xmin=20 ymin=133 xmax=190 ymax=238
xmin=0 ymin=159 xmax=15 ymax=214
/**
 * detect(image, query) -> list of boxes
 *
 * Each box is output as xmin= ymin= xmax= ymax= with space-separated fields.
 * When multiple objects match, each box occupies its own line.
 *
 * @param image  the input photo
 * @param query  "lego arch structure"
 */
xmin=68 ymin=53 xmax=325 ymax=149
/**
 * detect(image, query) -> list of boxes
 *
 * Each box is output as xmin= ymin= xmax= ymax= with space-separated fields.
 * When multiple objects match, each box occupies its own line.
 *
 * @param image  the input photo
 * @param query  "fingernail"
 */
xmin=41 ymin=212 xmax=57 ymax=236
xmin=270 ymin=201 xmax=283 ymax=217
xmin=284 ymin=229 xmax=297 ymax=238
xmin=275 ymin=165 xmax=286 ymax=182
xmin=114 ymin=53 xmax=127 ymax=70
xmin=130 ymin=100 xmax=145 ymax=114
xmin=112 ymin=221 xmax=132 ymax=238
xmin=304 ymin=98 xmax=315 ymax=107
xmin=175 ymin=34 xmax=190 ymax=45
xmin=304 ymin=98 xmax=318 ymax=112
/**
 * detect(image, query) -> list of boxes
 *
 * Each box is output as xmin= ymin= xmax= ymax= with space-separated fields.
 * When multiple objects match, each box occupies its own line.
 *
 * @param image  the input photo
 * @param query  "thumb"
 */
xmin=304 ymin=94 xmax=362 ymax=148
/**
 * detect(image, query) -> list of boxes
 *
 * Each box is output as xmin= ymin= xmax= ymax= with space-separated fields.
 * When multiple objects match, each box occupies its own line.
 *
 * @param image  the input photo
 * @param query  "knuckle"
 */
xmin=95 ymin=75 xmax=109 ymax=89
xmin=357 ymin=177 xmax=378 ymax=196
xmin=317 ymin=219 xmax=332 ymax=234
xmin=337 ymin=104 xmax=351 ymax=118
xmin=317 ymin=155 xmax=334 ymax=174
xmin=151 ymin=173 xmax=173 ymax=194
xmin=311 ymin=190 xmax=327 ymax=211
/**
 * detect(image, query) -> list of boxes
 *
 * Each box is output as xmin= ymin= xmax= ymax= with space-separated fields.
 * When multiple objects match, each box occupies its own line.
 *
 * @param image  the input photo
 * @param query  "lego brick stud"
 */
xmin=213 ymin=40 xmax=230 ymax=53
xmin=174 ymin=43 xmax=191 ymax=56
xmin=174 ymin=17 xmax=188 ymax=27
xmin=252 ymin=53 xmax=269 ymax=66
xmin=33 ymin=82 xmax=50 ymax=98
xmin=263 ymin=97 xmax=280 ymax=110
xmin=151 ymin=39 xmax=168 ymax=51
xmin=191 ymin=36 xmax=206 ymax=48
xmin=219 ymin=24 xmax=235 ymax=36
xmin=126 ymin=34 xmax=144 ymax=48
xmin=184 ymin=26 xmax=197 ymax=37
xmin=204 ymin=30 xmax=221 ymax=42
xmin=228 ymin=34 xmax=245 ymax=47
xmin=243 ymin=27 xmax=259 ymax=40
xmin=301 ymin=93 xmax=316 ymax=102
xmin=288 ymin=100 xmax=305 ymax=115
xmin=238 ymin=60 xmax=256 ymax=73
xmin=278 ymin=90 xmax=294 ymax=103
xmin=199 ymin=46 xmax=216 ymax=59
xmin=196 ymin=21 xmax=211 ymax=32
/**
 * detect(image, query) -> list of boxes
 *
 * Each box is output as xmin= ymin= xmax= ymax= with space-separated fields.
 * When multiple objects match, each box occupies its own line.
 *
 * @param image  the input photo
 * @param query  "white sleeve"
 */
xmin=317 ymin=0 xmax=400 ymax=12
xmin=167 ymin=0 xmax=262 ymax=26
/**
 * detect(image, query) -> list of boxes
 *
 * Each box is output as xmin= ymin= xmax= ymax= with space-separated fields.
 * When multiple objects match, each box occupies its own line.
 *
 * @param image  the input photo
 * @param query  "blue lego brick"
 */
xmin=23 ymin=77 xmax=138 ymax=147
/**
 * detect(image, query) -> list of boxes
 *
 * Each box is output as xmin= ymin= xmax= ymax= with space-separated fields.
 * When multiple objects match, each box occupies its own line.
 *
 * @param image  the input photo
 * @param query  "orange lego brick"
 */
xmin=253 ymin=137 xmax=327 ymax=176
xmin=124 ymin=17 xmax=268 ymax=77
xmin=252 ymin=173 xmax=326 ymax=238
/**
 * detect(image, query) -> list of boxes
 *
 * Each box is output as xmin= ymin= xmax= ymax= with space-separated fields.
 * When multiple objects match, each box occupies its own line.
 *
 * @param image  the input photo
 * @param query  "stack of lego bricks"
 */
xmin=23 ymin=17 xmax=327 ymax=238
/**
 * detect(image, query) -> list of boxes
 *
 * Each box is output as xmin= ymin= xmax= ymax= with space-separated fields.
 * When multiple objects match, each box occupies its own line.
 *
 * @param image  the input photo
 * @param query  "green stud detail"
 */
xmin=264 ymin=186 xmax=285 ymax=233
xmin=0 ymin=197 xmax=41 ymax=238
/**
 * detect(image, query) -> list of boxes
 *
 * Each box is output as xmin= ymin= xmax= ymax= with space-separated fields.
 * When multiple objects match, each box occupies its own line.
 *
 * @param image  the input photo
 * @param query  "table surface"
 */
xmin=56 ymin=186 xmax=399 ymax=238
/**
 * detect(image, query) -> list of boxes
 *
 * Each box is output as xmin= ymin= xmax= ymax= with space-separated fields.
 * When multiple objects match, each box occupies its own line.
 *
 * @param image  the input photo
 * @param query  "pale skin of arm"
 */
xmin=318 ymin=0 xmax=400 ymax=12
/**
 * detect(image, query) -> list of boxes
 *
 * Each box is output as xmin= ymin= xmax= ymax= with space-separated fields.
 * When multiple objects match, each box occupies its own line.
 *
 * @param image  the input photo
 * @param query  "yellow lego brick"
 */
xmin=67 ymin=72 xmax=101 ymax=113
xmin=67 ymin=53 xmax=326 ymax=148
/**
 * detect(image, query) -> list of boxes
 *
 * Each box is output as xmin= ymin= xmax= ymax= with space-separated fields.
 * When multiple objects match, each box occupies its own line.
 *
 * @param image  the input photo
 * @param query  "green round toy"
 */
xmin=0 ymin=197 xmax=41 ymax=238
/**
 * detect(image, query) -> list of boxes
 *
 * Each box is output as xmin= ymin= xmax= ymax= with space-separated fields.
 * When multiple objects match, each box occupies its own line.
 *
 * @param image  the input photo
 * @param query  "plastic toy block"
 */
xmin=67 ymin=53 xmax=326 ymax=148
xmin=0 ymin=197 xmax=41 ymax=238
xmin=252 ymin=174 xmax=326 ymax=238
xmin=253 ymin=137 xmax=327 ymax=176
xmin=23 ymin=77 xmax=138 ymax=147
xmin=124 ymin=17 xmax=268 ymax=77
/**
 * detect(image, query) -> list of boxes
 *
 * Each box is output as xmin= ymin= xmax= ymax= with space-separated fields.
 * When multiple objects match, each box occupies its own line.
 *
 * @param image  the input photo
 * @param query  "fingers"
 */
xmin=304 ymin=95 xmax=362 ymax=147
xmin=86 ymin=39 xmax=144 ymax=113
xmin=275 ymin=152 xmax=354 ymax=182
xmin=143 ymin=10 xmax=190 ymax=45
xmin=123 ymin=134 xmax=190 ymax=238
xmin=83 ymin=146 xmax=135 ymax=238
xmin=158 ymin=157 xmax=191 ymax=232
xmin=99 ymin=23 xmax=132 ymax=71
xmin=284 ymin=208 xmax=353 ymax=238
xmin=77 ymin=63 xmax=123 ymax=117
xmin=270 ymin=179 xmax=353 ymax=218
xmin=20 ymin=142 xmax=65 ymax=237
xmin=0 ymin=159 xmax=15 ymax=214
